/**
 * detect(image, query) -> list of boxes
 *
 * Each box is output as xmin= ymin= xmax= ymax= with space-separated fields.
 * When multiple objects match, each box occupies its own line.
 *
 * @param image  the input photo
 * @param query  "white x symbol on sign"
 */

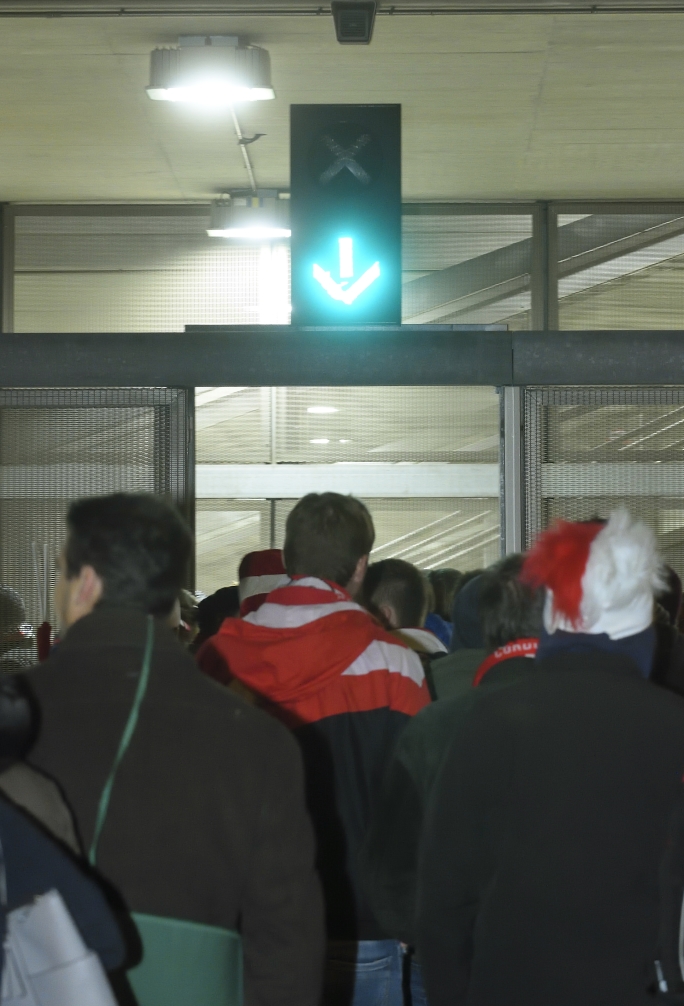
xmin=319 ymin=134 xmax=372 ymax=185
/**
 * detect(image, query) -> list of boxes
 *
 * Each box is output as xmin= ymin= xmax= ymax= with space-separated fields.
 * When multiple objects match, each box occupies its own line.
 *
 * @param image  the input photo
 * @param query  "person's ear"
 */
xmin=346 ymin=554 xmax=369 ymax=598
xmin=61 ymin=565 xmax=103 ymax=628
xmin=378 ymin=602 xmax=398 ymax=630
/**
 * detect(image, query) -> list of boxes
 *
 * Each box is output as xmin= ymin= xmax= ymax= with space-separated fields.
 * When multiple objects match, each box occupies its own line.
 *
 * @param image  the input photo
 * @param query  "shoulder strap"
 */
xmin=89 ymin=616 xmax=155 ymax=866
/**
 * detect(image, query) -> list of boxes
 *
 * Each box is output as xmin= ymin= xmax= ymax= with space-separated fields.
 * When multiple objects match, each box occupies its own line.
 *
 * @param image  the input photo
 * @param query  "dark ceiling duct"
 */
xmin=331 ymin=1 xmax=376 ymax=42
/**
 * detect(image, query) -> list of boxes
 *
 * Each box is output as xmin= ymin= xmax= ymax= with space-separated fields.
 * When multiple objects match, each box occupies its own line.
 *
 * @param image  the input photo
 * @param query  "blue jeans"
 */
xmin=322 ymin=941 xmax=429 ymax=1006
xmin=406 ymin=958 xmax=428 ymax=1006
xmin=323 ymin=940 xmax=403 ymax=1006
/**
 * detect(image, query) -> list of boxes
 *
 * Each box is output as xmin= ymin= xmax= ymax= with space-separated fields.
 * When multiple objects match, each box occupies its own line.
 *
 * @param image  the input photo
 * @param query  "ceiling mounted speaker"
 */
xmin=331 ymin=1 xmax=377 ymax=44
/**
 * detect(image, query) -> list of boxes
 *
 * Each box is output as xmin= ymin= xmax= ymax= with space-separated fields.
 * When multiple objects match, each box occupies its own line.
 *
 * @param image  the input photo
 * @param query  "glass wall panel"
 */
xmin=402 ymin=212 xmax=533 ymax=328
xmin=14 ymin=213 xmax=290 ymax=332
xmin=557 ymin=208 xmax=684 ymax=329
xmin=14 ymin=207 xmax=531 ymax=333
xmin=195 ymin=386 xmax=500 ymax=595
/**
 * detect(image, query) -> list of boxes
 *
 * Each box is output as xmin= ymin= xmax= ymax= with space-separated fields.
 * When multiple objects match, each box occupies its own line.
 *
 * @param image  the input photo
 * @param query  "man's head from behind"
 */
xmin=283 ymin=492 xmax=375 ymax=596
xmin=363 ymin=558 xmax=429 ymax=630
xmin=478 ymin=562 xmax=544 ymax=652
xmin=56 ymin=493 xmax=193 ymax=630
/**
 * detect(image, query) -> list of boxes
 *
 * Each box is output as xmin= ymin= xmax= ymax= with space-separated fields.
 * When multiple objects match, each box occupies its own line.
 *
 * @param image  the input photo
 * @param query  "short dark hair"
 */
xmin=427 ymin=569 xmax=462 ymax=621
xmin=478 ymin=561 xmax=544 ymax=651
xmin=364 ymin=559 xmax=429 ymax=628
xmin=196 ymin=586 xmax=240 ymax=638
xmin=65 ymin=493 xmax=192 ymax=617
xmin=283 ymin=493 xmax=375 ymax=588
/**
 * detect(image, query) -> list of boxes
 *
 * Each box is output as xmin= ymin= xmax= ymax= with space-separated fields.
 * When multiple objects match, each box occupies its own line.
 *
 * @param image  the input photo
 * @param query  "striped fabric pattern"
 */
xmin=209 ymin=576 xmax=430 ymax=725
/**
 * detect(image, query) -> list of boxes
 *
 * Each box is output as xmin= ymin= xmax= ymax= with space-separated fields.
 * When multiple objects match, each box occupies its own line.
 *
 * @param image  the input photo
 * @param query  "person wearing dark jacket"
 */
xmin=363 ymin=558 xmax=448 ymax=659
xmin=0 ymin=673 xmax=79 ymax=852
xmin=429 ymin=573 xmax=486 ymax=699
xmin=363 ymin=559 xmax=542 ymax=952
xmin=203 ymin=493 xmax=429 ymax=1006
xmin=26 ymin=493 xmax=325 ymax=1006
xmin=651 ymin=568 xmax=684 ymax=698
xmin=0 ymin=794 xmax=125 ymax=979
xmin=417 ymin=510 xmax=684 ymax=1006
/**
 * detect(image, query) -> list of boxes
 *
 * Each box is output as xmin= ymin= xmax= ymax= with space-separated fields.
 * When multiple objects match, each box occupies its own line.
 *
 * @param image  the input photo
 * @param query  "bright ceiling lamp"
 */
xmin=208 ymin=192 xmax=290 ymax=240
xmin=147 ymin=35 xmax=275 ymax=105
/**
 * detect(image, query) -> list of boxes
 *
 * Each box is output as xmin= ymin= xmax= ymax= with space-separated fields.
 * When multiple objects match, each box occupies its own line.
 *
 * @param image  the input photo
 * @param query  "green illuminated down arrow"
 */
xmin=313 ymin=238 xmax=381 ymax=305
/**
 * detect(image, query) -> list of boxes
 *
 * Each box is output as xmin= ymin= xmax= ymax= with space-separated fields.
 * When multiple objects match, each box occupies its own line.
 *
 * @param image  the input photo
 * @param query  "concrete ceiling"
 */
xmin=0 ymin=11 xmax=684 ymax=201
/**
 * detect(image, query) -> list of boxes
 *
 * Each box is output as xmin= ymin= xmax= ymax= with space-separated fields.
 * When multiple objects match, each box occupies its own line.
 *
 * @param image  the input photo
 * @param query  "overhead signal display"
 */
xmin=290 ymin=104 xmax=401 ymax=326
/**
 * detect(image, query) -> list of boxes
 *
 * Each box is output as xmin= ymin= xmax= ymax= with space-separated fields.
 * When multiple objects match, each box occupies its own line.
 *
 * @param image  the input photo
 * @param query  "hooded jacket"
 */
xmin=207 ymin=576 xmax=430 ymax=939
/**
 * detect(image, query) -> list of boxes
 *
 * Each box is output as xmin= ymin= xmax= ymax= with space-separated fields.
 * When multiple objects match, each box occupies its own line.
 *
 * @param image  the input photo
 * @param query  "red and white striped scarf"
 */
xmin=210 ymin=576 xmax=430 ymax=725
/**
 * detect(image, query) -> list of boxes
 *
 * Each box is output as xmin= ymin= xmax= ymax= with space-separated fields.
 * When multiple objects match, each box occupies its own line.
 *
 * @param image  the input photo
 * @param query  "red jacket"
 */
xmin=200 ymin=576 xmax=430 ymax=938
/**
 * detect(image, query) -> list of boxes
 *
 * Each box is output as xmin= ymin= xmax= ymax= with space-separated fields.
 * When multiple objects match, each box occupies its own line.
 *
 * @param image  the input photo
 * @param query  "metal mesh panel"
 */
xmin=402 ymin=212 xmax=532 ymax=328
xmin=0 ymin=388 xmax=192 ymax=657
xmin=14 ymin=209 xmax=529 ymax=334
xmin=195 ymin=385 xmax=501 ymax=595
xmin=524 ymin=386 xmax=684 ymax=578
xmin=557 ymin=208 xmax=684 ymax=330
xmin=14 ymin=214 xmax=290 ymax=332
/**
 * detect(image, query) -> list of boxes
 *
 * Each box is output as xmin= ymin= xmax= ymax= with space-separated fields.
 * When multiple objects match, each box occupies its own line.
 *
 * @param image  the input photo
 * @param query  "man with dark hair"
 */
xmin=206 ymin=492 xmax=429 ymax=1003
xmin=26 ymin=493 xmax=325 ymax=1006
xmin=364 ymin=557 xmax=542 ymax=956
xmin=283 ymin=492 xmax=375 ymax=590
xmin=364 ymin=558 xmax=447 ymax=657
xmin=59 ymin=493 xmax=191 ymax=618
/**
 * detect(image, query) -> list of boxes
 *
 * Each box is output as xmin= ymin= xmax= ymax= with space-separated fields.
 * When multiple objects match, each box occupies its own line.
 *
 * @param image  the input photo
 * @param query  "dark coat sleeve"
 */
xmin=658 ymin=785 xmax=684 ymax=999
xmin=655 ymin=627 xmax=684 ymax=701
xmin=416 ymin=712 xmax=510 ymax=1006
xmin=363 ymin=742 xmax=424 ymax=945
xmin=363 ymin=696 xmax=480 ymax=948
xmin=0 ymin=796 xmax=125 ymax=971
xmin=240 ymin=726 xmax=325 ymax=1006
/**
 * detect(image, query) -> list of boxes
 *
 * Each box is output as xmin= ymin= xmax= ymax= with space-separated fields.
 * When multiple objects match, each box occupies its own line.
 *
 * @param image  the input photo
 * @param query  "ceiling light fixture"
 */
xmin=307 ymin=406 xmax=338 ymax=414
xmin=208 ymin=191 xmax=291 ymax=240
xmin=310 ymin=439 xmax=330 ymax=445
xmin=147 ymin=35 xmax=275 ymax=105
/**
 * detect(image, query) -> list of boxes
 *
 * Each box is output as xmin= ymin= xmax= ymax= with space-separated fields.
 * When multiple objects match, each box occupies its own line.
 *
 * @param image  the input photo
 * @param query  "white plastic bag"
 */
xmin=1 ymin=888 xmax=118 ymax=1006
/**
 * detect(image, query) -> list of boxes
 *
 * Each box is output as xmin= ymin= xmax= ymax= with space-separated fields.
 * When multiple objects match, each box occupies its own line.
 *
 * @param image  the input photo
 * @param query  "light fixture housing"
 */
xmin=147 ymin=35 xmax=275 ymax=104
xmin=208 ymin=192 xmax=291 ymax=240
xmin=331 ymin=1 xmax=377 ymax=44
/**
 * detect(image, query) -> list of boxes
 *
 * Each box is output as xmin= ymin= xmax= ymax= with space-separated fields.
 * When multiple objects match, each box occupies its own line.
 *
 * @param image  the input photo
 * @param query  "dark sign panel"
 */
xmin=290 ymin=104 xmax=401 ymax=326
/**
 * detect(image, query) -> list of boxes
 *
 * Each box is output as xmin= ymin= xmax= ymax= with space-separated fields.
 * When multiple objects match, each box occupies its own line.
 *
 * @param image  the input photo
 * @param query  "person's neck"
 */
xmin=536 ymin=624 xmax=656 ymax=679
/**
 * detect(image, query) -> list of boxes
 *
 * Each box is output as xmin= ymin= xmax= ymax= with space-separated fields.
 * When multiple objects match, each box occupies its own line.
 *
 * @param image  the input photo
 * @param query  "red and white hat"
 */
xmin=522 ymin=509 xmax=665 ymax=640
xmin=238 ymin=549 xmax=289 ymax=617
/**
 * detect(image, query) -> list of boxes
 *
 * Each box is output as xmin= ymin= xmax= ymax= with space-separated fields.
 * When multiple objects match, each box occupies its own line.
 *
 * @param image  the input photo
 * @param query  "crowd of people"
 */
xmin=1 ymin=492 xmax=684 ymax=1004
